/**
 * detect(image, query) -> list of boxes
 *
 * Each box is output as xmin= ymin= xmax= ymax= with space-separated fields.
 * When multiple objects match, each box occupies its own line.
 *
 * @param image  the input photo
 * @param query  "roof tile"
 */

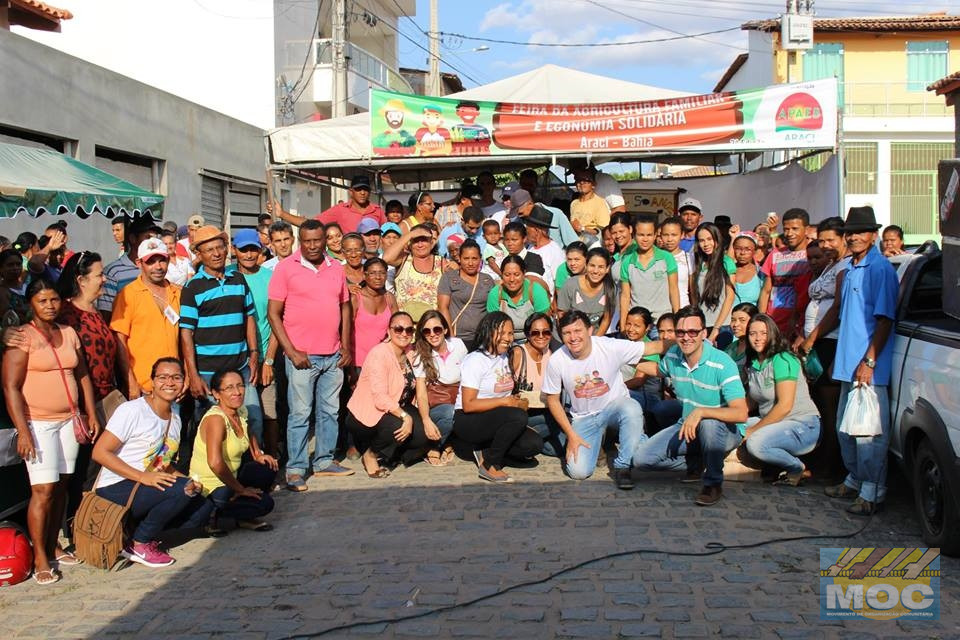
xmin=743 ymin=14 xmax=960 ymax=33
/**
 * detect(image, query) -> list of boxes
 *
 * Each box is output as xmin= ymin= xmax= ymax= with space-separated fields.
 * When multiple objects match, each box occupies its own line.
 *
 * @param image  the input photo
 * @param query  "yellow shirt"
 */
xmin=570 ymin=194 xmax=611 ymax=233
xmin=110 ymin=276 xmax=181 ymax=391
xmin=189 ymin=405 xmax=250 ymax=497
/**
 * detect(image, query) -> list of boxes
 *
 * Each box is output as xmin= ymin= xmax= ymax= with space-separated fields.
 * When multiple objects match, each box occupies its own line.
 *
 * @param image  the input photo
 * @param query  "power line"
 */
xmin=287 ymin=0 xmax=326 ymax=106
xmin=438 ymin=25 xmax=742 ymax=48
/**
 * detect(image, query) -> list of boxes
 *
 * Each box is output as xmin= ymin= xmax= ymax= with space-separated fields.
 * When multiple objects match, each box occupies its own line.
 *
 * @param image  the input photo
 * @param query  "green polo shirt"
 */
xmin=747 ymin=352 xmax=819 ymax=420
xmin=620 ymin=247 xmax=677 ymax=320
xmin=658 ymin=341 xmax=746 ymax=433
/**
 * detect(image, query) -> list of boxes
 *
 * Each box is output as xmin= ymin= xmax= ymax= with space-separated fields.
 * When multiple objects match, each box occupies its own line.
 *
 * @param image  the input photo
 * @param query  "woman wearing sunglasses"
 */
xmin=511 ymin=313 xmax=565 ymax=457
xmin=346 ymin=311 xmax=438 ymax=478
xmin=411 ymin=311 xmax=466 ymax=466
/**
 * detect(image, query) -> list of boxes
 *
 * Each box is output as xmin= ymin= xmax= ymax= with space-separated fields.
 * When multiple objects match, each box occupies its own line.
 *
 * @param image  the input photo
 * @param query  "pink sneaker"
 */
xmin=122 ymin=541 xmax=175 ymax=568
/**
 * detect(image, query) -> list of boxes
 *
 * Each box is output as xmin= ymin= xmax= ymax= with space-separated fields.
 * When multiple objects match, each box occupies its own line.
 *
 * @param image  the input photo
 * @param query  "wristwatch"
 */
xmin=399 ymin=410 xmax=409 ymax=420
xmin=863 ymin=357 xmax=876 ymax=369
xmin=264 ymin=358 xmax=275 ymax=366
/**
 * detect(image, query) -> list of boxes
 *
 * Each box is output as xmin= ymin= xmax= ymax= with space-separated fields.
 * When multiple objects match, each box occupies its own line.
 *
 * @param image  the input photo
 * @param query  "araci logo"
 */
xmin=775 ymin=92 xmax=824 ymax=131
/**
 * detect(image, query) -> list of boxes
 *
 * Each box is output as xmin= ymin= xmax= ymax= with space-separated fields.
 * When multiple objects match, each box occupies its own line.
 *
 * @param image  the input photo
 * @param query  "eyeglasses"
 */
xmin=343 ymin=248 xmax=363 ymax=255
xmin=391 ymin=326 xmax=415 ymax=336
xmin=675 ymin=328 xmax=704 ymax=338
xmin=421 ymin=326 xmax=445 ymax=336
xmin=218 ymin=384 xmax=245 ymax=393
xmin=527 ymin=329 xmax=551 ymax=338
xmin=153 ymin=374 xmax=184 ymax=384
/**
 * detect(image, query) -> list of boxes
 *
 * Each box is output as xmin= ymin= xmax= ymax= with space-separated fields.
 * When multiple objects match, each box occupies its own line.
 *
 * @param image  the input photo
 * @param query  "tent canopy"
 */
xmin=0 ymin=142 xmax=164 ymax=219
xmin=266 ymin=64 xmax=695 ymax=180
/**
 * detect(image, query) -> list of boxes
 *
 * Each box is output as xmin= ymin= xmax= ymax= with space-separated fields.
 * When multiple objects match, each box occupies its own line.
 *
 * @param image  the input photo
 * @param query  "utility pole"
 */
xmin=332 ymin=0 xmax=348 ymax=118
xmin=427 ymin=0 xmax=441 ymax=96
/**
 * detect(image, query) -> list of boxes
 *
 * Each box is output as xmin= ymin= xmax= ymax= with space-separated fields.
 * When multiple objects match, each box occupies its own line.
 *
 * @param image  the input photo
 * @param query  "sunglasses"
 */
xmin=675 ymin=328 xmax=704 ymax=338
xmin=391 ymin=326 xmax=415 ymax=336
xmin=527 ymin=329 xmax=551 ymax=338
xmin=421 ymin=326 xmax=445 ymax=336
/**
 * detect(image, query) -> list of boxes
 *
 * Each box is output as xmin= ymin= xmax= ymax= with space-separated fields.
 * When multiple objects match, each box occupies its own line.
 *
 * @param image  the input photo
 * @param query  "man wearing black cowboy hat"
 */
xmin=270 ymin=174 xmax=385 ymax=234
xmin=524 ymin=204 xmax=565 ymax=295
xmin=823 ymin=206 xmax=898 ymax=516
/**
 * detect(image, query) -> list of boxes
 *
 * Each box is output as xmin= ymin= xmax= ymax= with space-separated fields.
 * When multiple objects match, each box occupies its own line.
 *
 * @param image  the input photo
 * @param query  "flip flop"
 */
xmin=55 ymin=552 xmax=83 ymax=566
xmin=424 ymin=451 xmax=444 ymax=467
xmin=438 ymin=447 xmax=455 ymax=466
xmin=366 ymin=467 xmax=390 ymax=478
xmin=237 ymin=519 xmax=274 ymax=532
xmin=34 ymin=569 xmax=60 ymax=585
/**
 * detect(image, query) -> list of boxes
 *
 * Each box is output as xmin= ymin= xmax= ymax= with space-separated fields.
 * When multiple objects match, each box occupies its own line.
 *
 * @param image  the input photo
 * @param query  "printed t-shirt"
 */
xmin=268 ymin=252 xmax=349 ymax=355
xmin=97 ymin=397 xmax=181 ymax=489
xmin=543 ymin=336 xmax=648 ymax=418
xmin=658 ymin=341 xmax=746 ymax=433
xmin=747 ymin=352 xmax=820 ymax=420
xmin=455 ymin=351 xmax=514 ymax=410
xmin=110 ymin=277 xmax=181 ymax=392
xmin=556 ymin=276 xmax=608 ymax=330
xmin=413 ymin=337 xmax=468 ymax=385
xmin=760 ymin=247 xmax=812 ymax=334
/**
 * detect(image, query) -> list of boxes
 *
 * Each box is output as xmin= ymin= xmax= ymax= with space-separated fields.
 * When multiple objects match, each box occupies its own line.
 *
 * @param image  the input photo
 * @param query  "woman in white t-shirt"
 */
xmin=93 ymin=358 xmax=212 ymax=569
xmin=412 ymin=311 xmax=467 ymax=466
xmin=452 ymin=311 xmax=543 ymax=483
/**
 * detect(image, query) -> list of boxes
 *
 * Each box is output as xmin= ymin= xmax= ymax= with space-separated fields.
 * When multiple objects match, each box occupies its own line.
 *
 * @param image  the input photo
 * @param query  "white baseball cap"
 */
xmin=137 ymin=237 xmax=168 ymax=262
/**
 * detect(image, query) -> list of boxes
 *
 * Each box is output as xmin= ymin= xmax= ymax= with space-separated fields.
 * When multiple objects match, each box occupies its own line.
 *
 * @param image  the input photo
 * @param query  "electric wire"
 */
xmin=438 ymin=26 xmax=743 ymax=48
xmin=275 ymin=515 xmax=875 ymax=639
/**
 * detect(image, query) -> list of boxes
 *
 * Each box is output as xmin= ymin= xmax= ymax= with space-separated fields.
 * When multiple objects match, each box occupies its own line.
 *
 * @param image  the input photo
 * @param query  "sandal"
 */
xmin=439 ymin=446 xmax=455 ymax=466
xmin=34 ymin=569 xmax=60 ymax=585
xmin=237 ymin=519 xmax=274 ymax=532
xmin=362 ymin=452 xmax=390 ymax=478
xmin=54 ymin=551 xmax=83 ymax=566
xmin=424 ymin=450 xmax=444 ymax=467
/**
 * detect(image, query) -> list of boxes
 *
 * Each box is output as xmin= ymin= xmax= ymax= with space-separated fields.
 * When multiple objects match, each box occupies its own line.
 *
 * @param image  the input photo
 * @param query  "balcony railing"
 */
xmin=842 ymin=82 xmax=951 ymax=117
xmin=314 ymin=39 xmax=412 ymax=94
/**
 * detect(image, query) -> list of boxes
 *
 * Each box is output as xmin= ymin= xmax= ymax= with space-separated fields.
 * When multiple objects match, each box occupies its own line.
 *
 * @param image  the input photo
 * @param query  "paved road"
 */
xmin=1 ymin=456 xmax=956 ymax=639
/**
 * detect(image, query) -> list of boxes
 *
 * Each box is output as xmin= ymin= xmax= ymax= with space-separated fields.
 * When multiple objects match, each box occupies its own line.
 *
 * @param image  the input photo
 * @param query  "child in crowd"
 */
xmin=620 ymin=307 xmax=680 ymax=434
xmin=553 ymin=241 xmax=588 ymax=293
xmin=481 ymin=219 xmax=507 ymax=278
xmin=656 ymin=216 xmax=692 ymax=307
xmin=725 ymin=302 xmax=760 ymax=375
xmin=384 ymin=199 xmax=405 ymax=224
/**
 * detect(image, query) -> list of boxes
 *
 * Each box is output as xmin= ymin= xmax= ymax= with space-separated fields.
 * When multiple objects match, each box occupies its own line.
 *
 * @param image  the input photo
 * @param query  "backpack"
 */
xmin=0 ymin=522 xmax=32 ymax=586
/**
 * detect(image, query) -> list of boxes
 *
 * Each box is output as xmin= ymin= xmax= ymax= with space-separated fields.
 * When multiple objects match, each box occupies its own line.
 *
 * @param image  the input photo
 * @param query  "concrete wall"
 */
xmin=0 ymin=29 xmax=267 ymax=258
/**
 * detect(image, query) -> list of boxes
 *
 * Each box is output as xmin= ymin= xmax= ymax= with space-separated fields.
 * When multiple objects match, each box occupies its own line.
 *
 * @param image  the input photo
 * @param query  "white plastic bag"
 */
xmin=839 ymin=385 xmax=882 ymax=437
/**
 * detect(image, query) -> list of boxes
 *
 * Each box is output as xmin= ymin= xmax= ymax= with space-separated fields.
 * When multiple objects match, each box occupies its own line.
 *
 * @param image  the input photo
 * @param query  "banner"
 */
xmin=370 ymin=79 xmax=837 ymax=158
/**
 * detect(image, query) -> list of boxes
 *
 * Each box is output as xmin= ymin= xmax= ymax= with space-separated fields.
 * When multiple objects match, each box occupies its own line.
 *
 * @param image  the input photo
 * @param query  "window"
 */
xmin=907 ymin=41 xmax=948 ymax=92
xmin=95 ymin=147 xmax=157 ymax=191
xmin=890 ymin=142 xmax=953 ymax=235
xmin=843 ymin=142 xmax=877 ymax=195
xmin=803 ymin=43 xmax=844 ymax=105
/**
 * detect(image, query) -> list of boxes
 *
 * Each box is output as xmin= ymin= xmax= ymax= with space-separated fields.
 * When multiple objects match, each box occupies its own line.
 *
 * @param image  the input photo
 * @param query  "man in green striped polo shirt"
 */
xmin=632 ymin=305 xmax=748 ymax=506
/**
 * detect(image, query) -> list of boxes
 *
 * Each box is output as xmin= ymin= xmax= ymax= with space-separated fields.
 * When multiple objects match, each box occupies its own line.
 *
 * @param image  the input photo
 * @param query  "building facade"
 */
xmin=716 ymin=15 xmax=960 ymax=242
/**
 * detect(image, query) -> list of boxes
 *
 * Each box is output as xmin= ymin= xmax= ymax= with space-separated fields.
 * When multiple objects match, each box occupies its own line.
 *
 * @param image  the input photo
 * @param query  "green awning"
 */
xmin=0 ymin=142 xmax=164 ymax=219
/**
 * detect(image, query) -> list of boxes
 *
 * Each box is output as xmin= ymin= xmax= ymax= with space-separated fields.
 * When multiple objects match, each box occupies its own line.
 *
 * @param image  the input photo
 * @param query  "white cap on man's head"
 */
xmin=137 ymin=237 xmax=167 ymax=262
xmin=678 ymin=198 xmax=702 ymax=214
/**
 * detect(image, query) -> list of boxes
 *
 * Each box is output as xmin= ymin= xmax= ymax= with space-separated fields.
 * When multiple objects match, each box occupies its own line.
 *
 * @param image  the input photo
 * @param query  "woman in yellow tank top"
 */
xmin=387 ymin=223 xmax=446 ymax=322
xmin=189 ymin=369 xmax=278 ymax=533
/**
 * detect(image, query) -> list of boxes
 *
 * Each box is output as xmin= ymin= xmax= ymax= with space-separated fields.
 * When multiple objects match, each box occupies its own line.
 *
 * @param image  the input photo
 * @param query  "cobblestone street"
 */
xmin=1 ymin=456 xmax=956 ymax=639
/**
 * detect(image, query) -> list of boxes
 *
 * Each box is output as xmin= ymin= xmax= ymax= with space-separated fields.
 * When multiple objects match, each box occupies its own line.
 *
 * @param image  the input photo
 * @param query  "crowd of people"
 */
xmin=0 ymin=166 xmax=901 ymax=584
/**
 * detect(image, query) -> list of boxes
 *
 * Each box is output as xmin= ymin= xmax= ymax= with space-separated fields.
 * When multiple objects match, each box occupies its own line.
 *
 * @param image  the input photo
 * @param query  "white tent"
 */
xmin=266 ymin=64 xmax=691 ymax=176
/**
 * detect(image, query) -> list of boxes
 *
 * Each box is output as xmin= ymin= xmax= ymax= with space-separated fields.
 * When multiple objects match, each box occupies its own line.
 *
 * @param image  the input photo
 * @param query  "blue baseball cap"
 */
xmin=357 ymin=218 xmax=382 ymax=235
xmin=232 ymin=228 xmax=262 ymax=249
xmin=380 ymin=222 xmax=402 ymax=236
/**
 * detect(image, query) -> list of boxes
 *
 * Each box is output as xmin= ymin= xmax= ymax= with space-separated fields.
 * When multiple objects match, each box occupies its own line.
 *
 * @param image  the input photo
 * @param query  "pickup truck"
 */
xmin=889 ymin=242 xmax=960 ymax=555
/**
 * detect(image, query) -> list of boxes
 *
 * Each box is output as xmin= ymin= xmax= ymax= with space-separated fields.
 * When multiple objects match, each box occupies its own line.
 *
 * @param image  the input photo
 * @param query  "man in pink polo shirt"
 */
xmin=270 ymin=175 xmax=385 ymax=234
xmin=267 ymin=219 xmax=354 ymax=490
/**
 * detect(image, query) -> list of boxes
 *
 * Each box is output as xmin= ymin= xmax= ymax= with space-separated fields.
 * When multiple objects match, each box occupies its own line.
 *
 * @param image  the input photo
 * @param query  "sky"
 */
xmin=13 ymin=0 xmax=952 ymax=129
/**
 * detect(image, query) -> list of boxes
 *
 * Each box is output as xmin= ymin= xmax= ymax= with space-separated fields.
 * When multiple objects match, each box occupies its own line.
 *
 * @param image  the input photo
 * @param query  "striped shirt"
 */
xmin=180 ymin=266 xmax=255 ymax=378
xmin=97 ymin=254 xmax=140 ymax=313
xmin=658 ymin=341 xmax=745 ymax=432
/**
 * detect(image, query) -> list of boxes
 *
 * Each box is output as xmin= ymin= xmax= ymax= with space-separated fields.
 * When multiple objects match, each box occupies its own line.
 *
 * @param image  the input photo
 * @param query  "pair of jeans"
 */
xmin=836 ymin=382 xmax=890 ymax=503
xmin=347 ymin=406 xmax=431 ymax=467
xmin=743 ymin=415 xmax=821 ymax=474
xmin=285 ymin=354 xmax=344 ymax=476
xmin=526 ymin=409 xmax=566 ymax=457
xmin=566 ymin=396 xmax=646 ymax=479
xmin=452 ymin=407 xmax=542 ymax=468
xmin=633 ymin=418 xmax=743 ymax=487
xmin=96 ymin=476 xmax=213 ymax=543
xmin=207 ymin=461 xmax=275 ymax=521
xmin=428 ymin=404 xmax=455 ymax=443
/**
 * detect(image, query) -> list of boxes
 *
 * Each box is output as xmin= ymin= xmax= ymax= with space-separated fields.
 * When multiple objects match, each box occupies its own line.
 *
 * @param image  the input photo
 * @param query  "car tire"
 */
xmin=913 ymin=439 xmax=960 ymax=555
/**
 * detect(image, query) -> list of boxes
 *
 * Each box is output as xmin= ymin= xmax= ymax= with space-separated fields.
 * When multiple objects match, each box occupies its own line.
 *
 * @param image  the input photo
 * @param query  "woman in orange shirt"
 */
xmin=346 ymin=311 xmax=440 ymax=478
xmin=3 ymin=278 xmax=99 ymax=584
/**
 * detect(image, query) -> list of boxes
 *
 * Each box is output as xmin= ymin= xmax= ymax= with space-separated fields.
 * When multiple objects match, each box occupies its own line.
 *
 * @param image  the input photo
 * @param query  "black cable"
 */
xmin=277 ymin=514 xmax=874 ymax=639
xmin=440 ymin=25 xmax=742 ymax=48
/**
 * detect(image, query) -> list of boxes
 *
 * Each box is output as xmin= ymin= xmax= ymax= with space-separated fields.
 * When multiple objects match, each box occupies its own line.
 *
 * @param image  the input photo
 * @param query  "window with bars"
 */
xmin=890 ymin=142 xmax=953 ymax=235
xmin=843 ymin=142 xmax=877 ymax=195
xmin=906 ymin=41 xmax=948 ymax=92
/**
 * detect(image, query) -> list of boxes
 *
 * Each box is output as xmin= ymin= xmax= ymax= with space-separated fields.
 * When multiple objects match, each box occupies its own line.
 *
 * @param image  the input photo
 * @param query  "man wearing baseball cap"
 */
xmin=677 ymin=198 xmax=702 ymax=253
xmin=111 ymin=237 xmax=181 ymax=396
xmin=511 ymin=187 xmax=578 ymax=248
xmin=99 ymin=214 xmax=163 ymax=320
xmin=176 ymin=214 xmax=205 ymax=262
xmin=270 ymin=174 xmax=385 ymax=234
xmin=357 ymin=218 xmax=383 ymax=259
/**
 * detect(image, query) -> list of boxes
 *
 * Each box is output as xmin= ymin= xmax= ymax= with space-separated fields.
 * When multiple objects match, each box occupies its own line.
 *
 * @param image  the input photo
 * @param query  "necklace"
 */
xmin=222 ymin=408 xmax=243 ymax=438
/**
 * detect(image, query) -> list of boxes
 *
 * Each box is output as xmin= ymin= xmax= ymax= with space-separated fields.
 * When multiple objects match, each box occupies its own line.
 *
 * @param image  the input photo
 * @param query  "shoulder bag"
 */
xmin=28 ymin=323 xmax=92 ymax=445
xmin=73 ymin=416 xmax=172 ymax=570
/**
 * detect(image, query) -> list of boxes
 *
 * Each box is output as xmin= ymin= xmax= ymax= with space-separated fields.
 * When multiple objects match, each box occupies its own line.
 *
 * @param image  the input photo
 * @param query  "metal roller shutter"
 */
xmin=201 ymin=176 xmax=225 ymax=229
